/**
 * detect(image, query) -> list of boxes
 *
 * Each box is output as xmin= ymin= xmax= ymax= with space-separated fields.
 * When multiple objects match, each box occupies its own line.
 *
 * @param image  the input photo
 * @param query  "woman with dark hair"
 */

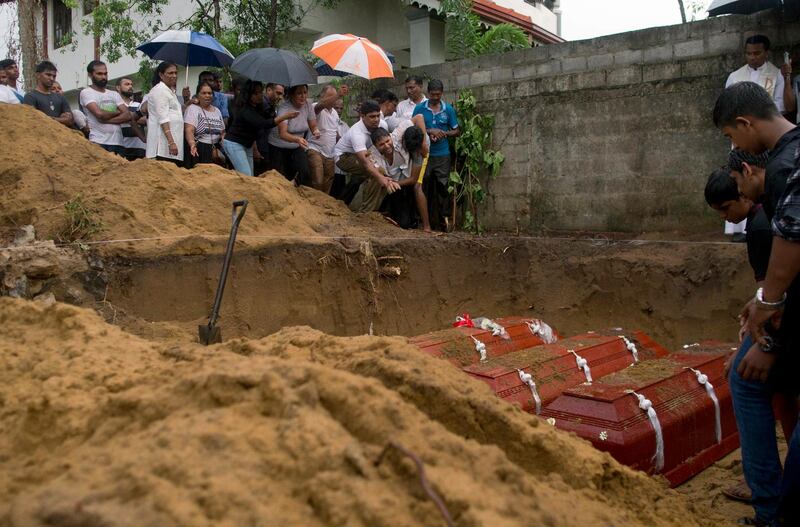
xmin=268 ymin=84 xmax=319 ymax=184
xmin=184 ymin=81 xmax=225 ymax=168
xmin=223 ymin=80 xmax=298 ymax=176
xmin=146 ymin=61 xmax=184 ymax=165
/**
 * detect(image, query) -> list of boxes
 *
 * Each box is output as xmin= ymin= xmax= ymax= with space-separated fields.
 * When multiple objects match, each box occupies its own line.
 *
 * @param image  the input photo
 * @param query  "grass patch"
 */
xmin=56 ymin=194 xmax=102 ymax=244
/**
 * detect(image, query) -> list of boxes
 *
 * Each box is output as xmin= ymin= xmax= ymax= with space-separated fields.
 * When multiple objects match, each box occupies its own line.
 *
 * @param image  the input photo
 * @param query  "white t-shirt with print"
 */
xmin=80 ymin=87 xmax=125 ymax=146
xmin=184 ymin=104 xmax=225 ymax=145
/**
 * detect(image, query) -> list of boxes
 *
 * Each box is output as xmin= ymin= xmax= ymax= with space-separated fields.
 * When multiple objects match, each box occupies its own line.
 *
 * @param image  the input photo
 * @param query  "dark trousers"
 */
xmin=97 ymin=143 xmax=125 ymax=157
xmin=156 ymin=156 xmax=183 ymax=167
xmin=123 ymin=147 xmax=145 ymax=161
xmin=184 ymin=142 xmax=218 ymax=169
xmin=422 ymin=155 xmax=451 ymax=229
xmin=384 ymin=186 xmax=417 ymax=229
xmin=272 ymin=146 xmax=309 ymax=184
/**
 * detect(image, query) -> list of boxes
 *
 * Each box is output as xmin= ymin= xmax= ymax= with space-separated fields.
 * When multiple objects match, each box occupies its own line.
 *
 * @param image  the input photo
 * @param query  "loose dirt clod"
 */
xmin=0 ymin=297 xmax=727 ymax=527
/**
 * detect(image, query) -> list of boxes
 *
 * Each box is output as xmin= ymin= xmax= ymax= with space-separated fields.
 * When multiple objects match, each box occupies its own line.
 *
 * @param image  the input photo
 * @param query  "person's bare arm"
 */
xmin=744 ymin=237 xmax=800 ymax=344
xmin=84 ymin=101 xmax=121 ymax=122
xmin=355 ymin=149 xmax=400 ymax=192
xmin=314 ymin=93 xmax=337 ymax=114
xmin=131 ymin=116 xmax=146 ymax=142
xmin=185 ymin=123 xmax=198 ymax=157
xmin=308 ymin=117 xmax=320 ymax=139
xmin=278 ymin=119 xmax=307 ymax=148
xmin=104 ymin=103 xmax=132 ymax=124
xmin=55 ymin=111 xmax=73 ymax=127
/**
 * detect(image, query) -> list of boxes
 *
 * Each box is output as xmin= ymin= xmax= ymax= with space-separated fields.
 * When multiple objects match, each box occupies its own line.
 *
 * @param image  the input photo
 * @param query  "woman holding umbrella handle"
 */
xmin=145 ymin=62 xmax=184 ymax=164
xmin=223 ymin=80 xmax=298 ymax=177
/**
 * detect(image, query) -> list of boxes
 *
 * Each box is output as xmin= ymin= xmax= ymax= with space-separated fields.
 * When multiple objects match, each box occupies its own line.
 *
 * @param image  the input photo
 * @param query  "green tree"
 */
xmin=72 ymin=0 xmax=340 ymax=65
xmin=439 ymin=0 xmax=530 ymax=60
xmin=224 ymin=0 xmax=342 ymax=48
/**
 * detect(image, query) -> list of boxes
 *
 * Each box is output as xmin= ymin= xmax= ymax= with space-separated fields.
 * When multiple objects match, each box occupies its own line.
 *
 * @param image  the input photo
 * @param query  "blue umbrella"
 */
xmin=314 ymin=51 xmax=395 ymax=77
xmin=137 ymin=30 xmax=235 ymax=84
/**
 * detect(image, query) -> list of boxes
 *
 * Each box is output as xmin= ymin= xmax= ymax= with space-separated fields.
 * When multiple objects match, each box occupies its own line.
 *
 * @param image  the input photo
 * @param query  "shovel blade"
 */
xmin=198 ymin=324 xmax=222 ymax=345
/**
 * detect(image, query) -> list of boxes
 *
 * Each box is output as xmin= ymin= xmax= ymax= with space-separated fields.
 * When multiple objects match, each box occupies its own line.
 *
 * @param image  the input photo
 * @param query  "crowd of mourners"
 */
xmin=0 ymin=57 xmax=465 ymax=232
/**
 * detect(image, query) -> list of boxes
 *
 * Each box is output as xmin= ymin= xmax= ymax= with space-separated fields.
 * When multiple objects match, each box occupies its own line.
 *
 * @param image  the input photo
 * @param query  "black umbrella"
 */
xmin=708 ymin=0 xmax=782 ymax=16
xmin=230 ymin=48 xmax=317 ymax=87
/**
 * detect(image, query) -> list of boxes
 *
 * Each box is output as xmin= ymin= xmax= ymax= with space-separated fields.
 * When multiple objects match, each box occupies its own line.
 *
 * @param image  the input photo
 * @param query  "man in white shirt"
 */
xmin=396 ymin=75 xmax=427 ymax=121
xmin=373 ymin=89 xmax=400 ymax=131
xmin=79 ymin=60 xmax=130 ymax=156
xmin=334 ymin=100 xmax=399 ymax=211
xmin=308 ymin=84 xmax=340 ymax=194
xmin=723 ymin=34 xmax=786 ymax=237
xmin=0 ymin=59 xmax=25 ymax=102
xmin=726 ymin=35 xmax=786 ymax=111
xmin=0 ymin=68 xmax=19 ymax=104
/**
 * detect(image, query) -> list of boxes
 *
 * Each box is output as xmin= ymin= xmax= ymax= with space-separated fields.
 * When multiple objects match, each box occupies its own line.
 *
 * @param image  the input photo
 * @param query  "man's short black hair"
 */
xmin=745 ymin=34 xmax=770 ymax=51
xmin=404 ymin=75 xmax=424 ymax=86
xmin=428 ymin=79 xmax=444 ymax=92
xmin=712 ymin=81 xmax=780 ymax=128
xmin=359 ymin=100 xmax=380 ymax=115
xmin=86 ymin=60 xmax=105 ymax=74
xmin=729 ymin=148 xmax=769 ymax=173
xmin=370 ymin=126 xmax=391 ymax=145
xmin=371 ymin=89 xmax=398 ymax=104
xmin=35 ymin=61 xmax=57 ymax=73
xmin=402 ymin=125 xmax=424 ymax=155
xmin=115 ymin=76 xmax=133 ymax=87
xmin=0 ymin=59 xmax=16 ymax=69
xmin=198 ymin=70 xmax=214 ymax=80
xmin=705 ymin=167 xmax=740 ymax=207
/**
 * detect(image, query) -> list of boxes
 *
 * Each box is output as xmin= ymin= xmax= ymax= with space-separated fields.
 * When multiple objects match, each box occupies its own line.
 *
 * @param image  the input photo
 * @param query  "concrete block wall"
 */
xmin=389 ymin=9 xmax=800 ymax=233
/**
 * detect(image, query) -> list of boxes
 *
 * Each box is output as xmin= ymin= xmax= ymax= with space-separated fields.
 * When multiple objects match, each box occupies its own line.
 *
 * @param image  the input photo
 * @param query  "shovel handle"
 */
xmin=232 ymin=200 xmax=248 ymax=226
xmin=207 ymin=199 xmax=248 ymax=331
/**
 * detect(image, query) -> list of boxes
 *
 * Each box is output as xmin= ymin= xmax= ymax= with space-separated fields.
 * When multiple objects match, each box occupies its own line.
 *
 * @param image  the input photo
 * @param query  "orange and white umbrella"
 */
xmin=310 ymin=33 xmax=394 ymax=79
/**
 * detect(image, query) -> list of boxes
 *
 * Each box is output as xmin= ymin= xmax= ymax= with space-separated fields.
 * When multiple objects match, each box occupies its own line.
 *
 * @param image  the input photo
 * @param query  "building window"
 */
xmin=53 ymin=0 xmax=72 ymax=49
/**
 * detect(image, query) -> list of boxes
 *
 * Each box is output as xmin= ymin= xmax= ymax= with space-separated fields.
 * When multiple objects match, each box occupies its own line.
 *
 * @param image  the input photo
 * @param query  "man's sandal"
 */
xmin=723 ymin=480 xmax=752 ymax=504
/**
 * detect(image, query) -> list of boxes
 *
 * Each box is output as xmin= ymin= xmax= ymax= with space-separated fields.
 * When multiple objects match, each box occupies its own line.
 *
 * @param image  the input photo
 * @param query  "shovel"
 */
xmin=199 ymin=199 xmax=248 ymax=345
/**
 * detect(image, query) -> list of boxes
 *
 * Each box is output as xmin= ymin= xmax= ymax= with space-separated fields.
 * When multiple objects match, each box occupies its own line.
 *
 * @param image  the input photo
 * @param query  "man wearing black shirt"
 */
xmin=714 ymin=81 xmax=800 ymax=525
xmin=22 ymin=61 xmax=72 ymax=128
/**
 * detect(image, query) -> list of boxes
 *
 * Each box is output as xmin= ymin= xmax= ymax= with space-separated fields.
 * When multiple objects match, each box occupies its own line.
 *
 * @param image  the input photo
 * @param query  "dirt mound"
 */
xmin=0 ymin=104 xmax=400 ymax=257
xmin=0 ymin=297 xmax=724 ymax=526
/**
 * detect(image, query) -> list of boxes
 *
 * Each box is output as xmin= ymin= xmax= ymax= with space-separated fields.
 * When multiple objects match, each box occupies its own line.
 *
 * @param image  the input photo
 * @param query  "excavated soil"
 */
xmin=0 ymin=298 xmax=723 ymax=526
xmin=0 ymin=104 xmax=400 ymax=258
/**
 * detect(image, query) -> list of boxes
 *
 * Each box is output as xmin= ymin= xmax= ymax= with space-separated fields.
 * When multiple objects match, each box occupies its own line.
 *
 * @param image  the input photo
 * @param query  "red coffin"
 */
xmin=541 ymin=345 xmax=739 ymax=486
xmin=408 ymin=317 xmax=559 ymax=367
xmin=461 ymin=330 xmax=669 ymax=414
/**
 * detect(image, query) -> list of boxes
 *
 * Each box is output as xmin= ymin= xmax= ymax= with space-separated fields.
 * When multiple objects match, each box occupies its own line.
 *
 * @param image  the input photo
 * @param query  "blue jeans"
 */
xmin=782 ymin=423 xmax=800 ymax=524
xmin=223 ymin=139 xmax=253 ymax=176
xmin=729 ymin=335 xmax=782 ymax=525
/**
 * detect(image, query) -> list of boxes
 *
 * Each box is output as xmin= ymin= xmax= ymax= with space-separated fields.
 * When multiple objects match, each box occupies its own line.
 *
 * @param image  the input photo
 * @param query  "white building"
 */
xmin=32 ymin=0 xmax=562 ymax=103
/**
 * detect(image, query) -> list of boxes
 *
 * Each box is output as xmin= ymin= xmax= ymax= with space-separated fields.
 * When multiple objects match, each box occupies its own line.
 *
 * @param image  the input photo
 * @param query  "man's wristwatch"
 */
xmin=755 ymin=287 xmax=787 ymax=309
